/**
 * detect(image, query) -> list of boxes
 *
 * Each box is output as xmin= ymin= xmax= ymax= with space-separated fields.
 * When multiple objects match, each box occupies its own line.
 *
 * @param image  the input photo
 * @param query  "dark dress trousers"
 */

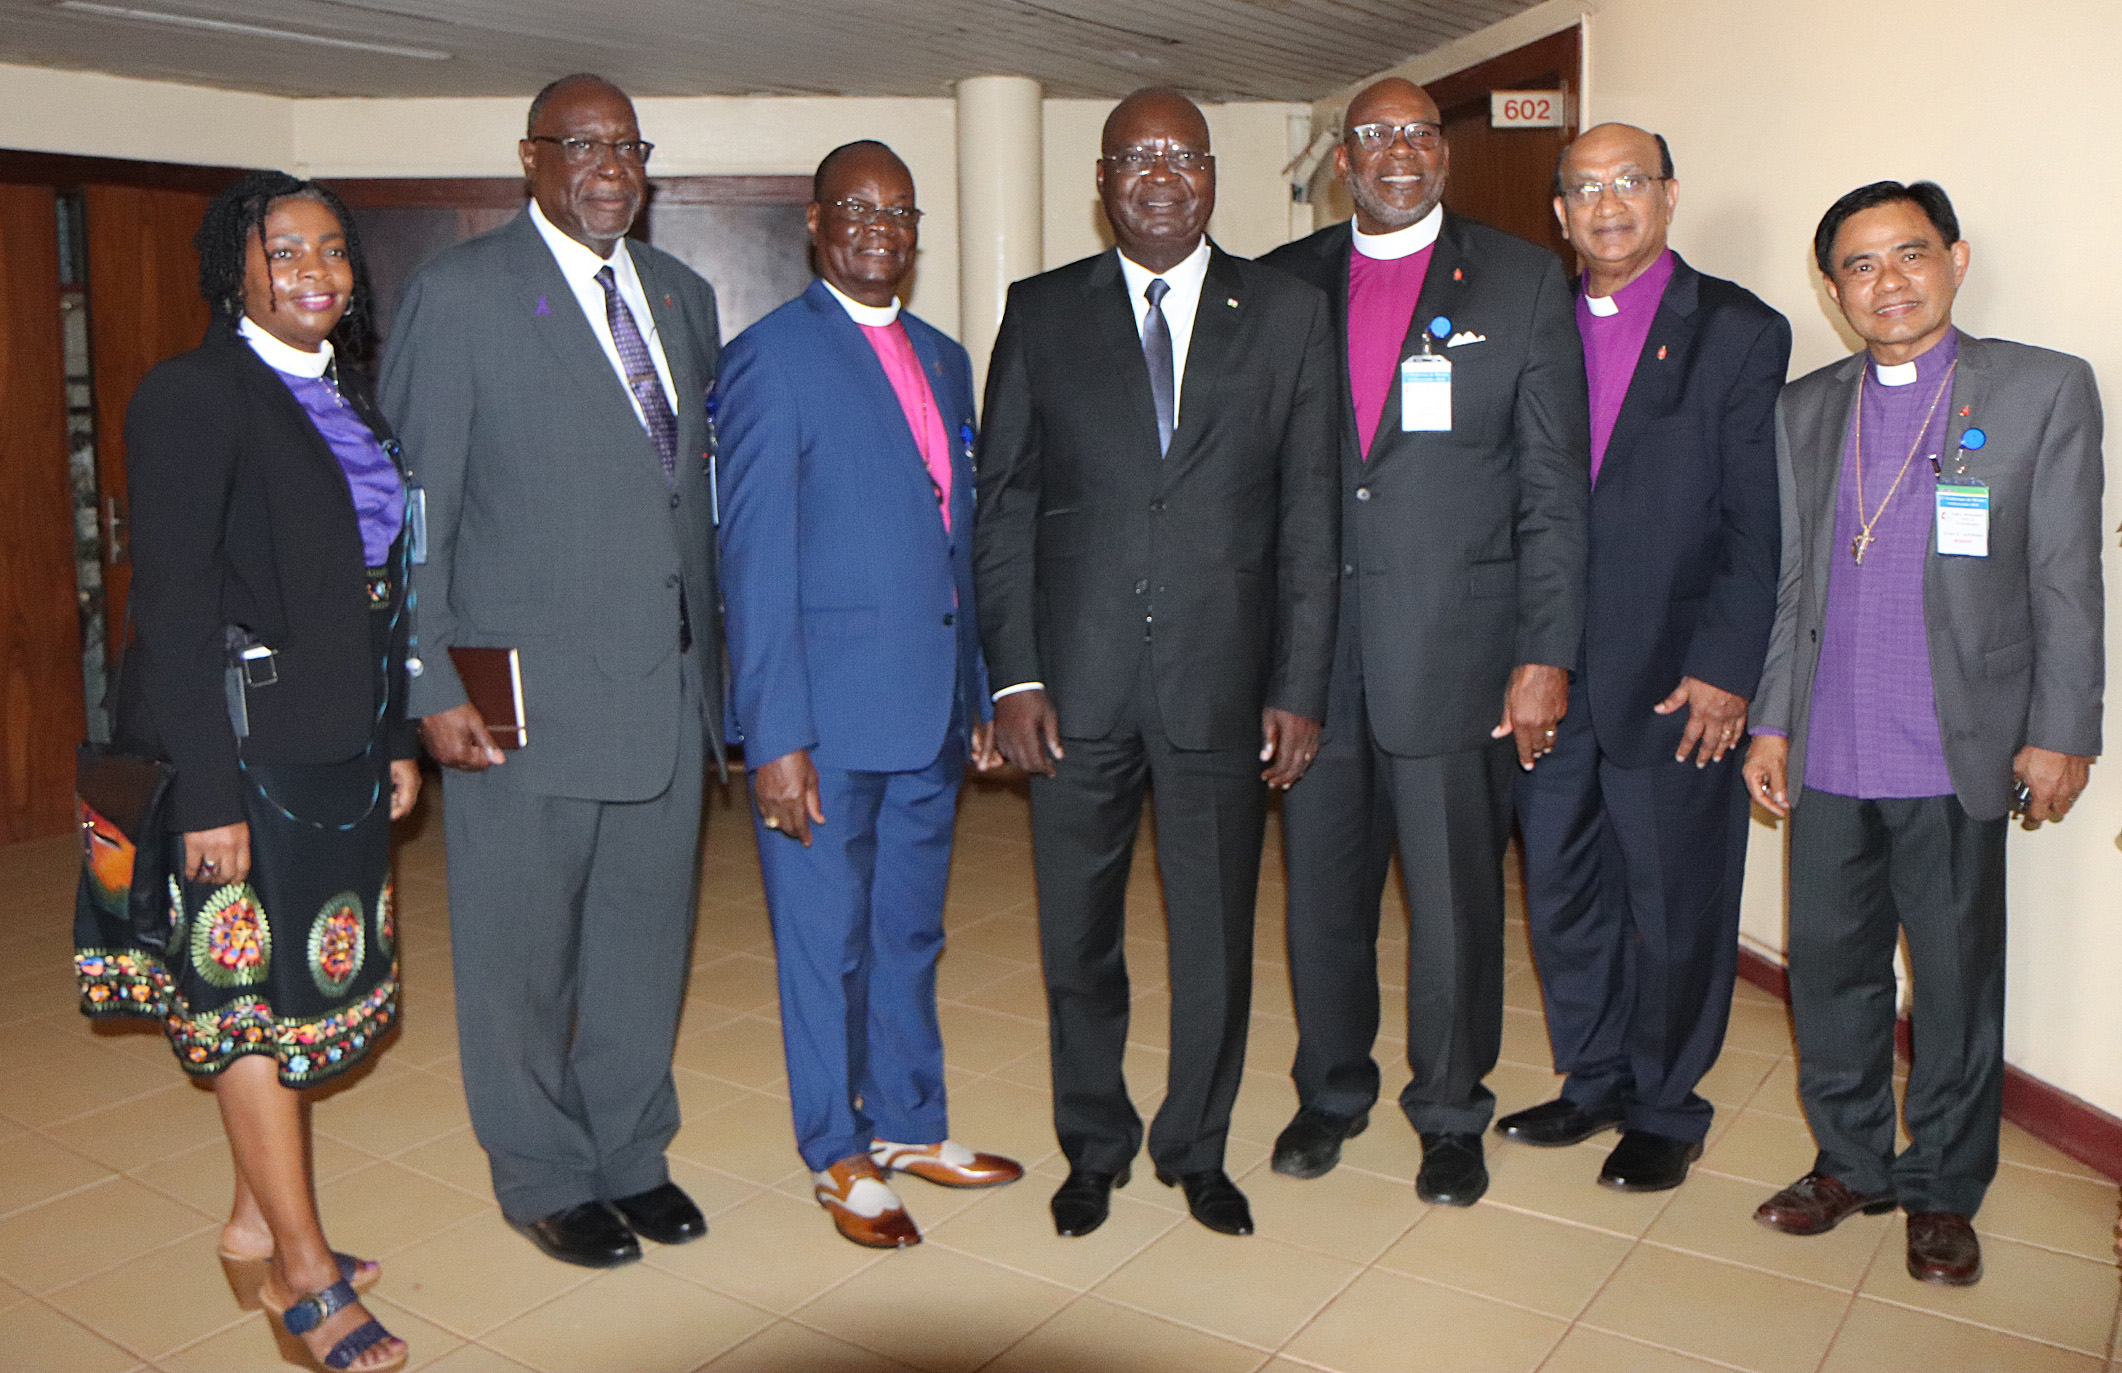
xmin=1756 ymin=332 xmax=2104 ymax=1215
xmin=1261 ymin=214 xmax=1588 ymax=1136
xmin=1513 ymin=257 xmax=1789 ymax=1144
xmin=382 ymin=212 xmax=723 ymax=1224
xmin=974 ymin=244 xmax=1340 ymax=1177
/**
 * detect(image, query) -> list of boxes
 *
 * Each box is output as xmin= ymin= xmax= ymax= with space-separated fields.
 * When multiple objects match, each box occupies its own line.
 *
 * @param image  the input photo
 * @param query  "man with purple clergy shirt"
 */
xmin=1745 ymin=181 xmax=2103 ymax=1286
xmin=1498 ymin=124 xmax=1789 ymax=1194
xmin=716 ymin=141 xmax=1022 ymax=1251
xmin=1259 ymin=77 xmax=1587 ymax=1206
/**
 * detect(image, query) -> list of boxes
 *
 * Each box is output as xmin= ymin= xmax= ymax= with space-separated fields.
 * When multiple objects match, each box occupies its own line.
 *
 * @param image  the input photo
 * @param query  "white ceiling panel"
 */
xmin=0 ymin=0 xmax=1544 ymax=100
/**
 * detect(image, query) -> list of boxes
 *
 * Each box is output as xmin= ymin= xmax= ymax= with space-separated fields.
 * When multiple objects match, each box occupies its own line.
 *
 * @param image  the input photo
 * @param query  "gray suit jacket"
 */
xmin=1752 ymin=330 xmax=2104 ymax=820
xmin=382 ymin=211 xmax=723 ymax=801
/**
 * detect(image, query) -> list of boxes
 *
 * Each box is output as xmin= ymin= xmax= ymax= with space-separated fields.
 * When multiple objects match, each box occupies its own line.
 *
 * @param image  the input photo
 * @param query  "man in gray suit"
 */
xmin=382 ymin=73 xmax=723 ymax=1268
xmin=1744 ymin=180 xmax=2102 ymax=1288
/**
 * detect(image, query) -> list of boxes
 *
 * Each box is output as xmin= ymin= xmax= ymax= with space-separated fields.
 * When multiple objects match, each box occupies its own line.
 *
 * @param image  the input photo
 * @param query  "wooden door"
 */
xmin=83 ymin=184 xmax=212 ymax=635
xmin=1428 ymin=26 xmax=1582 ymax=266
xmin=0 ymin=183 xmax=88 ymax=841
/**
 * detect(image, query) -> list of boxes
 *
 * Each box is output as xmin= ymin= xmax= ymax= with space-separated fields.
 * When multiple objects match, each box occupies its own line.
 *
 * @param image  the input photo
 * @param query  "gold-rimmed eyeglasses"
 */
xmin=1561 ymin=173 xmax=1666 ymax=205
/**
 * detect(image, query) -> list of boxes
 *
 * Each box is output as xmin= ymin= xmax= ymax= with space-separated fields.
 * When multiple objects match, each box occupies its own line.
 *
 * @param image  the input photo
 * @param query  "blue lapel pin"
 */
xmin=1960 ymin=427 xmax=1987 ymax=450
xmin=534 ymin=295 xmax=551 ymax=317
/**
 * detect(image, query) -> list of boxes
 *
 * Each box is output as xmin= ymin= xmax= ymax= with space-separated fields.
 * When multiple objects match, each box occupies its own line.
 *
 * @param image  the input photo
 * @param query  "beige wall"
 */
xmin=0 ymin=61 xmax=291 ymax=168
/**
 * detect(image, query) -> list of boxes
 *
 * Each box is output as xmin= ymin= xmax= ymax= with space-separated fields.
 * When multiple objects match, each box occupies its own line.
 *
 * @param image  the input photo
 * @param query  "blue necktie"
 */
xmin=596 ymin=265 xmax=677 ymax=486
xmin=1143 ymin=277 xmax=1174 ymax=456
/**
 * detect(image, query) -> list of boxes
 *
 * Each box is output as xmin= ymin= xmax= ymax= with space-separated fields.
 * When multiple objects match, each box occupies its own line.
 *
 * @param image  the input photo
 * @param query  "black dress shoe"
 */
xmin=1416 ymin=1132 xmax=1489 ymax=1207
xmin=1156 ymin=1168 xmax=1253 ymax=1236
xmin=1051 ymin=1166 xmax=1130 ymax=1238
xmin=1493 ymin=1098 xmax=1626 ymax=1148
xmin=517 ymin=1202 xmax=641 ymax=1268
xmin=1272 ymin=1108 xmax=1370 ymax=1180
xmin=1597 ymin=1131 xmax=1702 ymax=1193
xmin=611 ymin=1181 xmax=708 ymax=1245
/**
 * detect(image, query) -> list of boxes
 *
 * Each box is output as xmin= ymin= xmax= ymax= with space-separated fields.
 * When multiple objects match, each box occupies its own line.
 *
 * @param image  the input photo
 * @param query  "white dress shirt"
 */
xmin=529 ymin=198 xmax=677 ymax=432
xmin=1117 ymin=237 xmax=1213 ymax=425
xmin=822 ymin=277 xmax=900 ymax=326
xmin=1351 ymin=202 xmax=1442 ymax=261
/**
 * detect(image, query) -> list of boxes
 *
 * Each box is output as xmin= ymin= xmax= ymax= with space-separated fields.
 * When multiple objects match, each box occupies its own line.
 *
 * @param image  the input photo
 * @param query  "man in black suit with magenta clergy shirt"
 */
xmin=975 ymin=88 xmax=1341 ymax=1239
xmin=1499 ymin=124 xmax=1788 ymax=1193
xmin=1261 ymin=77 xmax=1587 ymax=1207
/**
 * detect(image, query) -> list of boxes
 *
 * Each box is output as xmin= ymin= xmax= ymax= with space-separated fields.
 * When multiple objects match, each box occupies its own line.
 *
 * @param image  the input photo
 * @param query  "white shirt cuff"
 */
xmin=992 ymin=682 xmax=1045 ymax=701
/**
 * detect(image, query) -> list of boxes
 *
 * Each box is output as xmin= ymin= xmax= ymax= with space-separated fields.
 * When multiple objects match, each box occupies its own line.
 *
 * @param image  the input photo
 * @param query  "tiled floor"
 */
xmin=2 ymin=776 xmax=2117 ymax=1372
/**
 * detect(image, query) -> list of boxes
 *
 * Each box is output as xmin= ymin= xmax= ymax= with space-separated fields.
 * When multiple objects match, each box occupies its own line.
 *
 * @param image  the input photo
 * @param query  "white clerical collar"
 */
xmin=238 ymin=315 xmax=332 ymax=378
xmin=822 ymin=277 xmax=900 ymax=326
xmin=1585 ymin=293 xmax=1619 ymax=318
xmin=530 ymin=196 xmax=635 ymax=282
xmin=1874 ymin=359 xmax=1919 ymax=386
xmin=1118 ymin=236 xmax=1212 ymax=291
xmin=1352 ymin=203 xmax=1442 ymax=261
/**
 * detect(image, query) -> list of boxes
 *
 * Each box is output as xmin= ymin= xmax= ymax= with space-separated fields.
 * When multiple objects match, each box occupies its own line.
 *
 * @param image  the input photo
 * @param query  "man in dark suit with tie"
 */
xmin=975 ymin=87 xmax=1341 ymax=1239
xmin=383 ymin=74 xmax=722 ymax=1268
xmin=1260 ymin=77 xmax=1588 ymax=1206
xmin=1498 ymin=124 xmax=1789 ymax=1193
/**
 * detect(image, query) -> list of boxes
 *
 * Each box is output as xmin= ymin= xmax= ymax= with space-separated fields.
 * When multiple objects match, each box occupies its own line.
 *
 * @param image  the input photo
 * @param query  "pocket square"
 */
xmin=1447 ymin=331 xmax=1486 ymax=347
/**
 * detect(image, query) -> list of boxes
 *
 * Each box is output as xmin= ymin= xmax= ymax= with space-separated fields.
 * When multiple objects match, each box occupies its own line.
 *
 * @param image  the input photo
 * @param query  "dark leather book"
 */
xmin=447 ymin=647 xmax=526 ymax=749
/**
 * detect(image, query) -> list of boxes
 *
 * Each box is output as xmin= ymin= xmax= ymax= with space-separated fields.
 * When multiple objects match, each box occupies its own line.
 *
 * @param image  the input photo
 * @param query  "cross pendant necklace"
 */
xmin=1849 ymin=359 xmax=1956 ymax=565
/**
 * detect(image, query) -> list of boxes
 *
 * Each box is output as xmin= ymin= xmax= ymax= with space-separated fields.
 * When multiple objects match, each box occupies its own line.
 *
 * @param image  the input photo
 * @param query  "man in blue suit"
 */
xmin=717 ymin=141 xmax=1021 ymax=1250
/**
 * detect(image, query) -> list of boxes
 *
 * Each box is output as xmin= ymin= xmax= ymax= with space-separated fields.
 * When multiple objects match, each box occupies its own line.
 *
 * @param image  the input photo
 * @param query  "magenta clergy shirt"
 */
xmin=1803 ymin=331 xmax=1960 ymax=798
xmin=1577 ymin=249 xmax=1675 ymax=484
xmin=1347 ymin=247 xmax=1432 ymax=457
xmin=858 ymin=320 xmax=954 ymax=532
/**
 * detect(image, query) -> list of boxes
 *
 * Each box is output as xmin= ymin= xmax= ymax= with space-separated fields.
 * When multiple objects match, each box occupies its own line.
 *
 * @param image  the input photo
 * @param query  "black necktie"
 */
xmin=1143 ymin=277 xmax=1174 ymax=456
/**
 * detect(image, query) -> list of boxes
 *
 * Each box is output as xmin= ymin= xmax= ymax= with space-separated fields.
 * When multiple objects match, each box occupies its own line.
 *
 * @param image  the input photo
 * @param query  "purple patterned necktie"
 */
xmin=595 ymin=264 xmax=677 ymax=485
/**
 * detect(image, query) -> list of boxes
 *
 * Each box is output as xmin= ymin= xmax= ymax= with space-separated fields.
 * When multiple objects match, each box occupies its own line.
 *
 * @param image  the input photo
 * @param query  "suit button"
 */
xmin=943 ymin=612 xmax=955 ymax=626
xmin=669 ymin=492 xmax=681 ymax=508
xmin=1342 ymin=562 xmax=1355 ymax=577
xmin=665 ymin=574 xmax=679 ymax=588
xmin=1134 ymin=579 xmax=1149 ymax=595
xmin=1355 ymin=486 xmax=1371 ymax=501
xmin=1149 ymin=499 xmax=1166 ymax=513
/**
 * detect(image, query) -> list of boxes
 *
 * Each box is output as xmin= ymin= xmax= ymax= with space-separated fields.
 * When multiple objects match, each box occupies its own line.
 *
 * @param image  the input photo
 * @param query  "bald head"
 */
xmin=1101 ymin=87 xmax=1211 ymax=158
xmin=1334 ymin=76 xmax=1448 ymax=234
xmin=1344 ymin=77 xmax=1439 ymax=133
xmin=1554 ymin=123 xmax=1672 ymax=196
xmin=814 ymin=139 xmax=909 ymax=204
xmin=526 ymin=73 xmax=628 ymax=138
xmin=1552 ymin=122 xmax=1677 ymax=294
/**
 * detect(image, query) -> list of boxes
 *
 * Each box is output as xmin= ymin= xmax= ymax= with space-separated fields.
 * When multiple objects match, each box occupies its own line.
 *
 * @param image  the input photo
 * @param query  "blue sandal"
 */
xmin=266 ymin=1276 xmax=406 ymax=1372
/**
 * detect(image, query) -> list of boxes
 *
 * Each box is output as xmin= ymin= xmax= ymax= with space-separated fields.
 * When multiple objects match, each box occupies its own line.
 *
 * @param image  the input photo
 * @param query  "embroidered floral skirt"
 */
xmin=75 ymin=752 xmax=399 ymax=1089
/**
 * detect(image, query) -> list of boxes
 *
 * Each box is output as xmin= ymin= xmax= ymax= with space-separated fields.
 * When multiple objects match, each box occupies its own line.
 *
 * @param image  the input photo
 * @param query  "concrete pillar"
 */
xmin=954 ymin=75 xmax=1042 ymax=398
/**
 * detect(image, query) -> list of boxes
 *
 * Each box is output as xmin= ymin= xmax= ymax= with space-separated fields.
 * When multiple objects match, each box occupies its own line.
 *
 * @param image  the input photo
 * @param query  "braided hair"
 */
xmin=194 ymin=170 xmax=376 ymax=357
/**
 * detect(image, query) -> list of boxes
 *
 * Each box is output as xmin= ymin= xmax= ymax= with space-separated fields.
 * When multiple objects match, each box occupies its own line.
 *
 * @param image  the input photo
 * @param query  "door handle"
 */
xmin=103 ymin=496 xmax=125 ymax=565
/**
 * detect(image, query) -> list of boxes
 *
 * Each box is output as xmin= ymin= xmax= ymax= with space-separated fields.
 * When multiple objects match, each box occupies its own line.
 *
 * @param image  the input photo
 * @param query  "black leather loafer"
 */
xmin=1156 ymin=1168 xmax=1253 ymax=1236
xmin=517 ymin=1202 xmax=641 ymax=1268
xmin=1597 ymin=1131 xmax=1702 ymax=1193
xmin=1271 ymin=1108 xmax=1370 ymax=1179
xmin=1493 ymin=1098 xmax=1626 ymax=1148
xmin=1416 ymin=1132 xmax=1489 ymax=1207
xmin=611 ymin=1181 xmax=708 ymax=1245
xmin=1051 ymin=1166 xmax=1130 ymax=1238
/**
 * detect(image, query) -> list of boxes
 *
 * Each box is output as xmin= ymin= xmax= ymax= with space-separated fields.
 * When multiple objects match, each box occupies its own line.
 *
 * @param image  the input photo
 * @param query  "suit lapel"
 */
xmin=1087 ymin=249 xmax=1165 ymax=464
xmin=636 ymin=246 xmax=701 ymax=458
xmin=1368 ymin=215 xmax=1467 ymax=463
xmin=812 ymin=284 xmax=953 ymax=543
xmin=1806 ymin=354 xmax=1865 ymax=575
xmin=1596 ymin=256 xmax=1699 ymax=486
xmin=1941 ymin=328 xmax=1988 ymax=473
xmin=511 ymin=215 xmax=658 ymax=450
xmin=1163 ymin=246 xmax=1243 ymax=473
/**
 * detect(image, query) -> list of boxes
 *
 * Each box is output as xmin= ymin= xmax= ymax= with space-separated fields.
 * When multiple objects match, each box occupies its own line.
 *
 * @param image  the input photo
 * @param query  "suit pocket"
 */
xmin=1467 ymin=557 xmax=1518 ymax=600
xmin=1037 ymin=509 xmax=1088 ymax=560
xmin=1983 ymin=637 xmax=2033 ymax=679
xmin=803 ymin=606 xmax=879 ymax=646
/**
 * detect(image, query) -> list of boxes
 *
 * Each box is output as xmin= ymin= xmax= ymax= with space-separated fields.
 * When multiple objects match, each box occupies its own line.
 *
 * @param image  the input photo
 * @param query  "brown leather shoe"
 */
xmin=814 ymin=1155 xmax=920 ymax=1249
xmin=1906 ymin=1211 xmax=1982 ymax=1285
xmin=871 ymin=1139 xmax=1024 ymax=1189
xmin=1754 ymin=1172 xmax=1897 ymax=1236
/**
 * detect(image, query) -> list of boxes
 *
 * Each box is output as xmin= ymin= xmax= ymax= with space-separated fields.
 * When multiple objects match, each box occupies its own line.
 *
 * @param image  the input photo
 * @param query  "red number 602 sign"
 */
xmin=1490 ymin=90 xmax=1567 ymax=129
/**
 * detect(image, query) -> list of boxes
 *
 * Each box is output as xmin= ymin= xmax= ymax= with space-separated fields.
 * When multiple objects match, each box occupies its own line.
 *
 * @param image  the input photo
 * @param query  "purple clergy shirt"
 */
xmin=1577 ymin=249 xmax=1675 ymax=484
xmin=1348 ymin=247 xmax=1431 ymax=457
xmin=1803 ymin=331 xmax=1960 ymax=798
xmin=276 ymin=372 xmax=405 ymax=567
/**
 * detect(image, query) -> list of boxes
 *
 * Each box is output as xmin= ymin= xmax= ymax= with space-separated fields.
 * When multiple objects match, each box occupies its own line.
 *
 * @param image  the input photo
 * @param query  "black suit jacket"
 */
xmin=974 ymin=245 xmax=1342 ymax=749
xmin=1262 ymin=214 xmax=1588 ymax=758
xmin=119 ymin=323 xmax=416 ymax=832
xmin=1578 ymin=255 xmax=1789 ymax=768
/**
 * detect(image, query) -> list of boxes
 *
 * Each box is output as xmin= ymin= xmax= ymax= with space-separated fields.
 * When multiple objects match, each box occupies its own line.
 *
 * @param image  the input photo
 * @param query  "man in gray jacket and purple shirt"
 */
xmin=1744 ymin=180 xmax=2103 ymax=1289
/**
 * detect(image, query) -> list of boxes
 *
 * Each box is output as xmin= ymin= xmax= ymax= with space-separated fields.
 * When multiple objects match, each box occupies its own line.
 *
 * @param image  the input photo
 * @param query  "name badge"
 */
xmin=406 ymin=484 xmax=429 ymax=566
xmin=1936 ymin=481 xmax=1989 ymax=557
xmin=1400 ymin=353 xmax=1452 ymax=432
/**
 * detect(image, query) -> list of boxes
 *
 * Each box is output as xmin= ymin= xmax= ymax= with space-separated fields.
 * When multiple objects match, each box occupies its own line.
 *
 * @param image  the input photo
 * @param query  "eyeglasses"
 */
xmin=821 ymin=198 xmax=924 ymax=227
xmin=1348 ymin=121 xmax=1443 ymax=153
xmin=1102 ymin=147 xmax=1214 ymax=174
xmin=528 ymin=135 xmax=655 ymax=167
xmin=1561 ymin=173 xmax=1665 ymax=205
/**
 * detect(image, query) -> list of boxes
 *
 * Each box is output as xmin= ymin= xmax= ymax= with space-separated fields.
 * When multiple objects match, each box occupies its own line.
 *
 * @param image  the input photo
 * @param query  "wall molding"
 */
xmin=1735 ymin=947 xmax=2122 ymax=1181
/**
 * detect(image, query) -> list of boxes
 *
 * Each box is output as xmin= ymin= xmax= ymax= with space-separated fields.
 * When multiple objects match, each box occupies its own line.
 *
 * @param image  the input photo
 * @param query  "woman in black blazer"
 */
xmin=81 ymin=171 xmax=416 ymax=1373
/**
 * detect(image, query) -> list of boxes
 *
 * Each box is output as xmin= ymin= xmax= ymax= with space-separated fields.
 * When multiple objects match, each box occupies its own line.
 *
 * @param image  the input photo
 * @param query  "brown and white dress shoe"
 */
xmin=814 ymin=1155 xmax=921 ymax=1249
xmin=872 ymin=1139 xmax=1025 ymax=1189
